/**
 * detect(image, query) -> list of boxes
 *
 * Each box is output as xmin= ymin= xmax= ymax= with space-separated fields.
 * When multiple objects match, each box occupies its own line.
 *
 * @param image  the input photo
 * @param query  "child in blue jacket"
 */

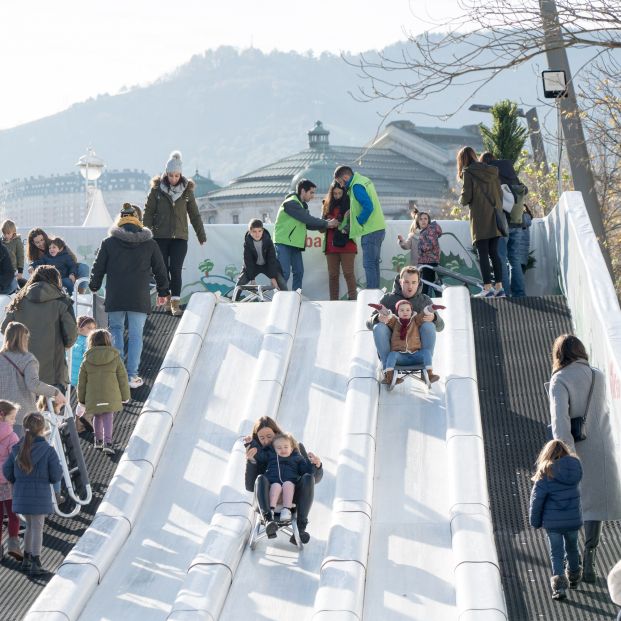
xmin=255 ymin=432 xmax=312 ymax=528
xmin=71 ymin=315 xmax=96 ymax=387
xmin=529 ymin=439 xmax=583 ymax=601
xmin=3 ymin=412 xmax=62 ymax=575
xmin=31 ymin=237 xmax=78 ymax=293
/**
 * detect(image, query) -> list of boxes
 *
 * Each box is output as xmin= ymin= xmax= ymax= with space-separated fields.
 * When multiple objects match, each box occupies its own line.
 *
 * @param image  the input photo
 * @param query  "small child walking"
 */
xmin=255 ymin=433 xmax=312 ymax=533
xmin=71 ymin=316 xmax=96 ymax=388
xmin=0 ymin=400 xmax=22 ymax=561
xmin=2 ymin=412 xmax=62 ymax=575
xmin=529 ymin=439 xmax=583 ymax=600
xmin=77 ymin=329 xmax=130 ymax=454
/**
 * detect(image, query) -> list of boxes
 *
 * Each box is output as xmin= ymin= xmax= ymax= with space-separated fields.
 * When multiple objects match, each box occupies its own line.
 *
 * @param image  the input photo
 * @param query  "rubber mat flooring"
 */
xmin=0 ymin=309 xmax=179 ymax=621
xmin=472 ymin=295 xmax=621 ymax=620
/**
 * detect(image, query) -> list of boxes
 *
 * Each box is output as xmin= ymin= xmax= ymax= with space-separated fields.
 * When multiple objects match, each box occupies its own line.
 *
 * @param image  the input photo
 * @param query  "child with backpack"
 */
xmin=77 ymin=329 xmax=130 ymax=454
xmin=2 ymin=412 xmax=62 ymax=574
xmin=529 ymin=439 xmax=583 ymax=600
xmin=0 ymin=400 xmax=22 ymax=561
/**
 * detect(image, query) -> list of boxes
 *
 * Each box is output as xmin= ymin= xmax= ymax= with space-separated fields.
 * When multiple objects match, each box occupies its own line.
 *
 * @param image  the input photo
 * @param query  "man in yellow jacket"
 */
xmin=334 ymin=166 xmax=386 ymax=289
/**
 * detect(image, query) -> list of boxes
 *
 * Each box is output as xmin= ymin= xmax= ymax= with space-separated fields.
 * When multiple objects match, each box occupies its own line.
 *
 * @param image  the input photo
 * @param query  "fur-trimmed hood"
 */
xmin=108 ymin=225 xmax=153 ymax=244
xmin=150 ymin=175 xmax=195 ymax=191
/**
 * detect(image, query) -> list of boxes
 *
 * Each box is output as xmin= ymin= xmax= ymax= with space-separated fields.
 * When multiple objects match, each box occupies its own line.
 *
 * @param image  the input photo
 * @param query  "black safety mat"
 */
xmin=472 ymin=295 xmax=621 ymax=620
xmin=0 ymin=309 xmax=179 ymax=621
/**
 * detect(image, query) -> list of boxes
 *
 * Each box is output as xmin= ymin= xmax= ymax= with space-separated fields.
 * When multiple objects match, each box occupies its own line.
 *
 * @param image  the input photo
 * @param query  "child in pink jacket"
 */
xmin=0 ymin=400 xmax=22 ymax=561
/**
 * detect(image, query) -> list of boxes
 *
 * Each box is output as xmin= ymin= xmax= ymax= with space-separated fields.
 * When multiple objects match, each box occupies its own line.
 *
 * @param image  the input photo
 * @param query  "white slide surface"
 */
xmin=26 ymin=288 xmax=505 ymax=621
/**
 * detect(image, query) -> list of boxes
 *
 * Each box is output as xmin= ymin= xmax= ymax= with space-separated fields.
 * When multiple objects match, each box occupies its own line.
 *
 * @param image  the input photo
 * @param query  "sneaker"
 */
xmin=279 ymin=508 xmax=292 ymax=523
xmin=102 ymin=443 xmax=115 ymax=456
xmin=494 ymin=288 xmax=507 ymax=298
xmin=129 ymin=376 xmax=144 ymax=389
xmin=7 ymin=537 xmax=23 ymax=561
xmin=55 ymin=491 xmax=66 ymax=506
xmin=474 ymin=289 xmax=495 ymax=298
xmin=93 ymin=438 xmax=104 ymax=450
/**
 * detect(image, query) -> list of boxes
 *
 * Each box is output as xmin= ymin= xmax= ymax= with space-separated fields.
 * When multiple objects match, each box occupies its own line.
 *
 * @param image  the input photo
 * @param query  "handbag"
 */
xmin=332 ymin=229 xmax=349 ymax=248
xmin=547 ymin=368 xmax=595 ymax=442
xmin=495 ymin=209 xmax=509 ymax=238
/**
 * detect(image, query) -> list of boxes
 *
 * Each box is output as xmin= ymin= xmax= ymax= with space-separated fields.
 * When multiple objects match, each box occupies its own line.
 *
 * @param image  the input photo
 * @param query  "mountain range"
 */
xmin=0 ymin=40 xmax=595 ymax=184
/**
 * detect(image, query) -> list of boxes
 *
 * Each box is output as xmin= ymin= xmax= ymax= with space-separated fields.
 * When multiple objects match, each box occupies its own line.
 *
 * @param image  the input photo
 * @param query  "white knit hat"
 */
xmin=166 ymin=151 xmax=183 ymax=174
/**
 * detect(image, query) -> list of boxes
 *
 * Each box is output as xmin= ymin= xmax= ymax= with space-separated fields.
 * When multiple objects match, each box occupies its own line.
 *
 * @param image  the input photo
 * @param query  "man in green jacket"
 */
xmin=274 ymin=179 xmax=338 ymax=291
xmin=334 ymin=166 xmax=386 ymax=289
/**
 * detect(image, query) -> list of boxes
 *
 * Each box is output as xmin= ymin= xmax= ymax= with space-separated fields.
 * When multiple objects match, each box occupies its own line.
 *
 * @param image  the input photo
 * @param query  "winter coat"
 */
xmin=143 ymin=176 xmax=206 ymax=243
xmin=78 ymin=345 xmax=130 ymax=415
xmin=31 ymin=249 xmax=78 ymax=280
xmin=3 ymin=436 xmax=62 ymax=515
xmin=242 ymin=229 xmax=282 ymax=280
xmin=529 ymin=455 xmax=583 ymax=531
xmin=245 ymin=441 xmax=323 ymax=492
xmin=399 ymin=222 xmax=442 ymax=265
xmin=70 ymin=334 xmax=88 ymax=387
xmin=0 ymin=351 xmax=58 ymax=433
xmin=1 ymin=282 xmax=77 ymax=386
xmin=0 ymin=421 xmax=19 ymax=486
xmin=459 ymin=161 xmax=503 ymax=243
xmin=255 ymin=445 xmax=313 ymax=485
xmin=367 ymin=276 xmax=445 ymax=332
xmin=89 ymin=224 xmax=170 ymax=314
xmin=1 ymin=235 xmax=24 ymax=273
xmin=387 ymin=313 xmax=424 ymax=353
xmin=549 ymin=360 xmax=621 ymax=521
xmin=0 ymin=242 xmax=14 ymax=292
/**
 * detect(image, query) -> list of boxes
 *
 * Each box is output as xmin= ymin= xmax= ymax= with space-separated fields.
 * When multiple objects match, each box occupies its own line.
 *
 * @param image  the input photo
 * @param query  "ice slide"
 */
xmin=25 ymin=287 xmax=506 ymax=621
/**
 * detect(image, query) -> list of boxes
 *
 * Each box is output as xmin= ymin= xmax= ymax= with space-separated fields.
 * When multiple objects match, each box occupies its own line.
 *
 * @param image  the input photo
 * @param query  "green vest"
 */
xmin=274 ymin=193 xmax=308 ymax=249
xmin=347 ymin=172 xmax=386 ymax=239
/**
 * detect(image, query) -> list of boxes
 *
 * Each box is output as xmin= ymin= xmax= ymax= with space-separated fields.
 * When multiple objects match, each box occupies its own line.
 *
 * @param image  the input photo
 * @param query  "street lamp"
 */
xmin=76 ymin=147 xmax=105 ymax=214
xmin=468 ymin=103 xmax=549 ymax=174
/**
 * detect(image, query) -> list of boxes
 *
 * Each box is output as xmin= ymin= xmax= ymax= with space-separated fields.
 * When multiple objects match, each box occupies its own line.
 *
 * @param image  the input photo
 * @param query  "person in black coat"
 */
xmin=0 ymin=240 xmax=17 ymax=294
xmin=245 ymin=416 xmax=322 ymax=544
xmin=529 ymin=439 xmax=583 ymax=600
xmin=234 ymin=219 xmax=287 ymax=300
xmin=89 ymin=204 xmax=169 ymax=388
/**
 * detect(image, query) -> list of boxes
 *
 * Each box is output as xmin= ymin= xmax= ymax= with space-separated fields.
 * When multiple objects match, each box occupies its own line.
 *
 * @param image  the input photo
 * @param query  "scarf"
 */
xmin=115 ymin=215 xmax=143 ymax=229
xmin=399 ymin=317 xmax=411 ymax=340
xmin=160 ymin=175 xmax=187 ymax=203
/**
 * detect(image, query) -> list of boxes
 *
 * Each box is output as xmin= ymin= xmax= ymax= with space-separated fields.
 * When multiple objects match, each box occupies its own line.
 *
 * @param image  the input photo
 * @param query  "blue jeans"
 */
xmin=385 ymin=349 xmax=431 ymax=371
xmin=373 ymin=321 xmax=436 ymax=370
xmin=361 ymin=229 xmax=385 ymax=289
xmin=108 ymin=311 xmax=147 ymax=377
xmin=0 ymin=277 xmax=18 ymax=294
xmin=496 ymin=235 xmax=510 ymax=292
xmin=62 ymin=277 xmax=75 ymax=294
xmin=546 ymin=529 xmax=580 ymax=576
xmin=507 ymin=227 xmax=528 ymax=297
xmin=276 ymin=244 xmax=304 ymax=291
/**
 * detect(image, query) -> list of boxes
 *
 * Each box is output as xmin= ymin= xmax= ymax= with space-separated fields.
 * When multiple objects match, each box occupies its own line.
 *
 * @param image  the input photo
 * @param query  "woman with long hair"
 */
xmin=321 ymin=182 xmax=357 ymax=300
xmin=548 ymin=334 xmax=621 ymax=583
xmin=1 ymin=266 xmax=77 ymax=388
xmin=457 ymin=146 xmax=505 ymax=297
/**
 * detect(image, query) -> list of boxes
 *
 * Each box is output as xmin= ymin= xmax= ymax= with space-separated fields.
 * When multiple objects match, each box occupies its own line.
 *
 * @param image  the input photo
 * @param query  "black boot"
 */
xmin=583 ymin=547 xmax=598 ymax=583
xmin=29 ymin=555 xmax=45 ymax=576
xmin=290 ymin=519 xmax=310 ymax=545
xmin=21 ymin=552 xmax=32 ymax=572
xmin=264 ymin=510 xmax=277 ymax=538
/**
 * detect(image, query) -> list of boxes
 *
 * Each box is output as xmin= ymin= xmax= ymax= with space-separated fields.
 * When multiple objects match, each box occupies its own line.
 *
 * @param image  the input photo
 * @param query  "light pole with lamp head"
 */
xmin=76 ymin=147 xmax=105 ymax=222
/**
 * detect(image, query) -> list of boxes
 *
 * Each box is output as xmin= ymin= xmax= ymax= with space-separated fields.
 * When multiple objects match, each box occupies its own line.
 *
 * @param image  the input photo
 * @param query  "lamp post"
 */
xmin=468 ymin=103 xmax=549 ymax=174
xmin=76 ymin=147 xmax=104 ymax=217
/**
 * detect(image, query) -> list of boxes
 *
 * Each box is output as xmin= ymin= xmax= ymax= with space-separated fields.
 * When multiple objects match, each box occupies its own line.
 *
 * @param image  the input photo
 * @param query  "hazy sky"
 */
xmin=0 ymin=0 xmax=462 ymax=130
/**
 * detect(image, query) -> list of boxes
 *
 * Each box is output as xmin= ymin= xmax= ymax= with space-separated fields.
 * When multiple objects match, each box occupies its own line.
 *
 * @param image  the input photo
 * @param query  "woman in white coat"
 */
xmin=548 ymin=334 xmax=621 ymax=583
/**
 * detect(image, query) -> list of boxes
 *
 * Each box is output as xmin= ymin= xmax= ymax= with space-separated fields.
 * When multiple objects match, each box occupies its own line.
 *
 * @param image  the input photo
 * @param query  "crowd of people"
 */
xmin=1 ymin=149 xmax=621 ymax=620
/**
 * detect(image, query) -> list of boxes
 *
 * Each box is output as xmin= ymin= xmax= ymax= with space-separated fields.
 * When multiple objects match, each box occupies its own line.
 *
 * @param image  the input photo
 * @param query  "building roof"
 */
xmin=191 ymin=169 xmax=221 ymax=197
xmin=387 ymin=120 xmax=484 ymax=152
xmin=208 ymin=121 xmax=448 ymax=202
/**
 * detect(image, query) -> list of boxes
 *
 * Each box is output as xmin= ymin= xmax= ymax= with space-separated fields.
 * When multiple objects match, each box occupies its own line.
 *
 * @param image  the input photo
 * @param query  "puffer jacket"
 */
xmin=1 ymin=282 xmax=77 ymax=385
xmin=31 ymin=248 xmax=78 ymax=280
xmin=1 ymin=235 xmax=24 ymax=272
xmin=3 ymin=436 xmax=62 ymax=515
xmin=143 ymin=176 xmax=206 ymax=243
xmin=78 ymin=346 xmax=130 ymax=415
xmin=0 ymin=421 xmax=19 ymax=485
xmin=529 ymin=455 xmax=583 ymax=531
xmin=255 ymin=445 xmax=313 ymax=485
xmin=387 ymin=313 xmax=424 ymax=353
xmin=459 ymin=161 xmax=503 ymax=243
xmin=71 ymin=334 xmax=88 ymax=387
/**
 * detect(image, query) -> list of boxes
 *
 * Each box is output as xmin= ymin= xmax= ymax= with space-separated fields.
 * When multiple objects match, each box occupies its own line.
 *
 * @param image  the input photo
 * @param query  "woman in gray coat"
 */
xmin=548 ymin=334 xmax=621 ymax=583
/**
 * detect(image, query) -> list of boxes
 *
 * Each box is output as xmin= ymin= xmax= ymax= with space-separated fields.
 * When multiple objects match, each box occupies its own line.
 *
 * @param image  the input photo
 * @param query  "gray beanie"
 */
xmin=166 ymin=151 xmax=183 ymax=174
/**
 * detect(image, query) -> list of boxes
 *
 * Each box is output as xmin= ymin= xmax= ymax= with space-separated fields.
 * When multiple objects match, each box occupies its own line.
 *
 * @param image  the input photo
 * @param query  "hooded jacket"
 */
xmin=367 ymin=275 xmax=445 ymax=332
xmin=3 ymin=436 xmax=62 ymax=515
xmin=1 ymin=282 xmax=77 ymax=385
xmin=459 ymin=161 xmax=503 ymax=243
xmin=143 ymin=176 xmax=206 ymax=243
xmin=78 ymin=345 xmax=130 ymax=414
xmin=529 ymin=455 xmax=583 ymax=531
xmin=0 ymin=421 xmax=19 ymax=485
xmin=242 ymin=229 xmax=281 ymax=280
xmin=89 ymin=224 xmax=170 ymax=314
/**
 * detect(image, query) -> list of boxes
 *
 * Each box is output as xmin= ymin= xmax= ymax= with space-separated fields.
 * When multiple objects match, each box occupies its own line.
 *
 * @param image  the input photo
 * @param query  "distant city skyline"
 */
xmin=1 ymin=0 xmax=464 ymax=130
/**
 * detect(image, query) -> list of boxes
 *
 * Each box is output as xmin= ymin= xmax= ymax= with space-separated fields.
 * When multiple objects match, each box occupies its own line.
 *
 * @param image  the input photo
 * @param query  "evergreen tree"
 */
xmin=479 ymin=100 xmax=528 ymax=165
